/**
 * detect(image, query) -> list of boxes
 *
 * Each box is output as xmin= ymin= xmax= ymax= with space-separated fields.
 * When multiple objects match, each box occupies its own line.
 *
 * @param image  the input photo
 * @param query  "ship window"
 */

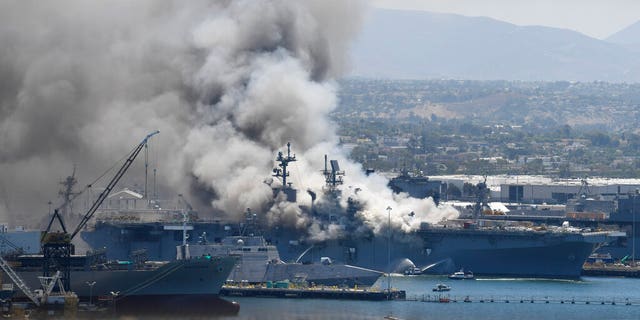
xmin=242 ymin=247 xmax=251 ymax=251
xmin=258 ymin=248 xmax=268 ymax=252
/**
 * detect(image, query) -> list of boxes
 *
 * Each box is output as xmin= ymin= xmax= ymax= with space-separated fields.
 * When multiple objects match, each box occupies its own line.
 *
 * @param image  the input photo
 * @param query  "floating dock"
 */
xmin=582 ymin=264 xmax=640 ymax=277
xmin=220 ymin=285 xmax=406 ymax=301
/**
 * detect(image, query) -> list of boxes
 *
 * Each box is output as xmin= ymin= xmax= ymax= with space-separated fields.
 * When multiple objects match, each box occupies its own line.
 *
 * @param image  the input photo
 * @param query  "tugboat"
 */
xmin=448 ymin=269 xmax=474 ymax=280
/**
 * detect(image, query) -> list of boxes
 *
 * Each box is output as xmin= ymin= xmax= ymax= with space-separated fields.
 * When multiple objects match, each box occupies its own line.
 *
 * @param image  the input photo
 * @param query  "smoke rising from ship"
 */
xmin=0 ymin=0 xmax=457 ymax=234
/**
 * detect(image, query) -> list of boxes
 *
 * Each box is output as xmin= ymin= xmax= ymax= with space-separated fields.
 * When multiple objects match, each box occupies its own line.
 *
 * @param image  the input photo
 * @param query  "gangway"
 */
xmin=0 ymin=254 xmax=40 ymax=306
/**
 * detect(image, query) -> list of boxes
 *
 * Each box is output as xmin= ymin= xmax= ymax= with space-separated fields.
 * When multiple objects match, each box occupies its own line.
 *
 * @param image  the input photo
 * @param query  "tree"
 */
xmin=524 ymin=158 xmax=544 ymax=175
xmin=558 ymin=163 xmax=571 ymax=178
xmin=462 ymin=182 xmax=477 ymax=197
xmin=447 ymin=183 xmax=462 ymax=198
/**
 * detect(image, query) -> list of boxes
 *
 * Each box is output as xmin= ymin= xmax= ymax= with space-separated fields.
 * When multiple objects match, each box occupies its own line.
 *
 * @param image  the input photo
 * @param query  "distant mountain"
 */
xmin=349 ymin=9 xmax=640 ymax=82
xmin=607 ymin=20 xmax=640 ymax=52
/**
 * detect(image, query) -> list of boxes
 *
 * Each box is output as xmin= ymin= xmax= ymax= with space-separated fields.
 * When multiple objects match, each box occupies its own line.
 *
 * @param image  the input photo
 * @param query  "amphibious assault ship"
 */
xmin=81 ymin=144 xmax=620 ymax=279
xmin=262 ymin=144 xmax=620 ymax=278
xmin=272 ymin=220 xmax=614 ymax=278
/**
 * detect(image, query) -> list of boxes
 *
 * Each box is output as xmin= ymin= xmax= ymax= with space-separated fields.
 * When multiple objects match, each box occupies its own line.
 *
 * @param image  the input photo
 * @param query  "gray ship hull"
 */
xmin=271 ymin=227 xmax=610 ymax=279
xmin=183 ymin=237 xmax=382 ymax=287
xmin=13 ymin=255 xmax=237 ymax=299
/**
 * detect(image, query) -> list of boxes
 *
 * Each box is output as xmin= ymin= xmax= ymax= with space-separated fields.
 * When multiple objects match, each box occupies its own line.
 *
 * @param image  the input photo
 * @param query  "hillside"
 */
xmin=349 ymin=9 xmax=640 ymax=82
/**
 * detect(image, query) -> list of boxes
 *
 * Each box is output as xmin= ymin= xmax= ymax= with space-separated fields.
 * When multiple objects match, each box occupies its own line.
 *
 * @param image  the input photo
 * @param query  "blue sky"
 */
xmin=372 ymin=0 xmax=640 ymax=39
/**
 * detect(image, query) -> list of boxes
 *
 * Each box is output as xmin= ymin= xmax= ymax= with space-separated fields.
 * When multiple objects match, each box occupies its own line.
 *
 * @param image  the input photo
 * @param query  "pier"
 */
xmin=406 ymin=294 xmax=640 ymax=306
xmin=583 ymin=264 xmax=640 ymax=277
xmin=220 ymin=284 xmax=406 ymax=301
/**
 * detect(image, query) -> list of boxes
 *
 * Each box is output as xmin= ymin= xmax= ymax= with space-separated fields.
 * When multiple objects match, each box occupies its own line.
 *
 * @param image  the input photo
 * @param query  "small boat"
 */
xmin=432 ymin=283 xmax=451 ymax=292
xmin=404 ymin=267 xmax=422 ymax=276
xmin=448 ymin=269 xmax=474 ymax=280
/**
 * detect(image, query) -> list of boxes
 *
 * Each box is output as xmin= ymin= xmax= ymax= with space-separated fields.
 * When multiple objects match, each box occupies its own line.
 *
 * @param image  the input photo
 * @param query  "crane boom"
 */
xmin=69 ymin=130 xmax=159 ymax=239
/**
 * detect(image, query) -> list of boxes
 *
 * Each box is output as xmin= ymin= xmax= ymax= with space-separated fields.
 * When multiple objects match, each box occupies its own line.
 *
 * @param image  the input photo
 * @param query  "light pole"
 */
xmin=386 ymin=206 xmax=392 ymax=296
xmin=86 ymin=281 xmax=96 ymax=307
xmin=110 ymin=291 xmax=120 ymax=314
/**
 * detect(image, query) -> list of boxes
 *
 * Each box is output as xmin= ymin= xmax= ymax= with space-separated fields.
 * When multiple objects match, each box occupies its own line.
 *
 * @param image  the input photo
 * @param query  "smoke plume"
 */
xmin=0 ymin=0 xmax=457 ymax=235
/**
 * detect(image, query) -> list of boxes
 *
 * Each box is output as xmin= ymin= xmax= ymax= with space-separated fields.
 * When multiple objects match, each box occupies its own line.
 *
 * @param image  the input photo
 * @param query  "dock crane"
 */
xmin=40 ymin=130 xmax=159 ymax=291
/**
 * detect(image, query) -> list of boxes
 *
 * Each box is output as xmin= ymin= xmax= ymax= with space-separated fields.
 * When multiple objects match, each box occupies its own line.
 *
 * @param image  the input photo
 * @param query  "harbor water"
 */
xmin=217 ymin=275 xmax=640 ymax=320
xmin=59 ymin=275 xmax=640 ymax=319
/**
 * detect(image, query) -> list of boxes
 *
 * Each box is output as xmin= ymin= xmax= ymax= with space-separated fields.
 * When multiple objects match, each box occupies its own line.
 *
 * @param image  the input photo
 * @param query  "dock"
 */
xmin=583 ymin=264 xmax=640 ymax=277
xmin=220 ymin=285 xmax=406 ymax=301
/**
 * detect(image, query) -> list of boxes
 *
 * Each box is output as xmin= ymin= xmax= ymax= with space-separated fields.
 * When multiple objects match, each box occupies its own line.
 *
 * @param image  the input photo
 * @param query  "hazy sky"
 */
xmin=372 ymin=0 xmax=640 ymax=39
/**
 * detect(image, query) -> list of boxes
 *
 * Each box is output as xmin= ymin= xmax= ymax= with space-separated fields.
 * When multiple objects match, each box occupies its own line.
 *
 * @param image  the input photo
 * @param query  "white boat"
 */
xmin=432 ymin=283 xmax=451 ymax=292
xmin=404 ymin=267 xmax=422 ymax=276
xmin=448 ymin=269 xmax=474 ymax=280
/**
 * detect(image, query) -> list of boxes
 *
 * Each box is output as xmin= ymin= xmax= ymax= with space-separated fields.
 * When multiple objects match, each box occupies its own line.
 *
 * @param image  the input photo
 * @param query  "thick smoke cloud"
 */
xmin=0 ymin=0 xmax=457 ymax=235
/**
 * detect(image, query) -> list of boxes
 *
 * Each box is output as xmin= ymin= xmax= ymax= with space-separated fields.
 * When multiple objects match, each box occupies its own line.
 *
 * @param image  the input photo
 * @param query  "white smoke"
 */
xmin=281 ymin=143 xmax=459 ymax=239
xmin=0 ymin=0 xmax=457 ymax=235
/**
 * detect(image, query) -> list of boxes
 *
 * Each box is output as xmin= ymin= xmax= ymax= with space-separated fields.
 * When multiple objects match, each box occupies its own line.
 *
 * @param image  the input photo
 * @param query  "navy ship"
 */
xmin=271 ymin=220 xmax=614 ymax=278
xmin=478 ymin=189 xmax=639 ymax=263
xmin=1 ymin=132 xmax=240 ymax=316
xmin=11 ymin=253 xmax=237 ymax=300
xmin=83 ymin=208 xmax=381 ymax=287
xmin=80 ymin=144 xmax=620 ymax=279
xmin=180 ymin=235 xmax=382 ymax=287
xmin=5 ymin=254 xmax=239 ymax=316
xmin=388 ymin=169 xmax=446 ymax=205
xmin=262 ymin=146 xmax=619 ymax=278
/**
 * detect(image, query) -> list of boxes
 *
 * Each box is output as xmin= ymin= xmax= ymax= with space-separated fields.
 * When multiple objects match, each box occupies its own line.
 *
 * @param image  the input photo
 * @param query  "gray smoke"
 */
xmin=0 ymin=0 xmax=457 ymax=235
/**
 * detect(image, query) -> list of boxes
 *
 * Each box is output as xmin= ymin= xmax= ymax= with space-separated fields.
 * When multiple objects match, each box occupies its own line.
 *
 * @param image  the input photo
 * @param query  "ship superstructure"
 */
xmin=79 ymin=143 xmax=621 ymax=279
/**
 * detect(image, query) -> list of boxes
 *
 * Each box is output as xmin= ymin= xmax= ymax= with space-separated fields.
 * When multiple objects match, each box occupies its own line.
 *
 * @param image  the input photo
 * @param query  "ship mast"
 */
xmin=322 ymin=155 xmax=344 ymax=194
xmin=273 ymin=142 xmax=297 ymax=202
xmin=273 ymin=142 xmax=296 ymax=188
xmin=58 ymin=166 xmax=80 ymax=218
